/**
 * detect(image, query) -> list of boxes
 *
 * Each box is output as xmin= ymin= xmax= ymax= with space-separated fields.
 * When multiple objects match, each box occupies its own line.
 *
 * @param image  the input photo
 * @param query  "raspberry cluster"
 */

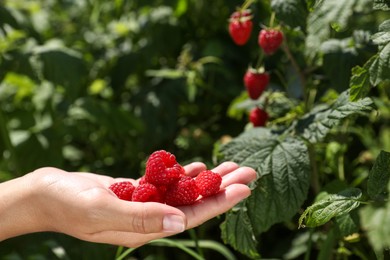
xmin=227 ymin=2 xmax=285 ymax=128
xmin=109 ymin=150 xmax=222 ymax=206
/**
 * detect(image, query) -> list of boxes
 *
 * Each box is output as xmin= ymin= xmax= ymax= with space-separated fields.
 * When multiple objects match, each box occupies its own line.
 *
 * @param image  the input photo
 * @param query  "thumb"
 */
xmin=104 ymin=200 xmax=187 ymax=234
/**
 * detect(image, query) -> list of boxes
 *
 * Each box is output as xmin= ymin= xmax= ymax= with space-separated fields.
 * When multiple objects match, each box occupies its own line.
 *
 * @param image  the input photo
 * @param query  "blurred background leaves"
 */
xmin=0 ymin=0 xmax=252 ymax=258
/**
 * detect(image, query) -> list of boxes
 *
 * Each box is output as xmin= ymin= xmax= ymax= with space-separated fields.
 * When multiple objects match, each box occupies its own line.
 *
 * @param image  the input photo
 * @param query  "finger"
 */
xmin=84 ymin=185 xmax=251 ymax=247
xmin=183 ymin=162 xmax=207 ymax=177
xmin=99 ymin=199 xmax=187 ymax=234
xmin=211 ymin=161 xmax=240 ymax=177
xmin=220 ymin=166 xmax=257 ymax=189
xmin=179 ymin=184 xmax=251 ymax=229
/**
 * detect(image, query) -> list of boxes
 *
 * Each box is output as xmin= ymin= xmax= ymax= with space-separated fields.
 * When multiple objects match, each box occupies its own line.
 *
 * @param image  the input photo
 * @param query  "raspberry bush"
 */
xmin=1 ymin=0 xmax=389 ymax=259
xmin=217 ymin=0 xmax=390 ymax=259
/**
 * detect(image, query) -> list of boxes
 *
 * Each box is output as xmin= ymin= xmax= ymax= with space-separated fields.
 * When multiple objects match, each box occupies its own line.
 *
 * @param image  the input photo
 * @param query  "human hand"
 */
xmin=0 ymin=162 xmax=256 ymax=247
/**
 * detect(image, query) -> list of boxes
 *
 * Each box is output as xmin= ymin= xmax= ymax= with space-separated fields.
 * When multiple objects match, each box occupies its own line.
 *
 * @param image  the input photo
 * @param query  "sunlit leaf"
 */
xmin=88 ymin=79 xmax=107 ymax=95
xmin=271 ymin=0 xmax=307 ymax=29
xmin=369 ymin=20 xmax=390 ymax=86
xmin=299 ymin=188 xmax=362 ymax=228
xmin=305 ymin=0 xmax=371 ymax=60
xmin=349 ymin=56 xmax=375 ymax=101
xmin=175 ymin=0 xmax=188 ymax=17
xmin=373 ymin=0 xmax=390 ymax=10
xmin=295 ymin=90 xmax=373 ymax=143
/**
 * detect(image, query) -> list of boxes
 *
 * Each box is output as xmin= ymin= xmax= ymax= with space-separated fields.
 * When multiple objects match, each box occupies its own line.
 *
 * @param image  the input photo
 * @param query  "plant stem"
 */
xmin=189 ymin=228 xmax=204 ymax=258
xmin=306 ymin=88 xmax=317 ymax=113
xmin=149 ymin=239 xmax=204 ymax=260
xmin=241 ymin=0 xmax=254 ymax=11
xmin=338 ymin=120 xmax=349 ymax=181
xmin=304 ymin=228 xmax=314 ymax=260
xmin=338 ymin=153 xmax=345 ymax=181
xmin=255 ymin=50 xmax=264 ymax=70
xmin=269 ymin=12 xmax=276 ymax=28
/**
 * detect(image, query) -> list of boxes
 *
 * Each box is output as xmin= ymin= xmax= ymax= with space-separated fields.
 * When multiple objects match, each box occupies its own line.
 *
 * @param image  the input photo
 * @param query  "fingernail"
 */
xmin=163 ymin=215 xmax=185 ymax=233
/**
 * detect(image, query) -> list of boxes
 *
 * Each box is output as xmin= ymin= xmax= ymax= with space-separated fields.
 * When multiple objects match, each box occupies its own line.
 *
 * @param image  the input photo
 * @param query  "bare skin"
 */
xmin=0 ymin=162 xmax=256 ymax=248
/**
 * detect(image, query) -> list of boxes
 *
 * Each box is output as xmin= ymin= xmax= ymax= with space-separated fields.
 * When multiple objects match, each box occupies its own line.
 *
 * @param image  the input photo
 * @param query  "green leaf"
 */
xmin=373 ymin=0 xmax=390 ymax=10
xmin=372 ymin=20 xmax=390 ymax=46
xmin=360 ymin=196 xmax=390 ymax=255
xmin=321 ymin=38 xmax=358 ymax=91
xmin=369 ymin=20 xmax=390 ymax=86
xmin=226 ymin=91 xmax=250 ymax=120
xmin=317 ymin=228 xmax=336 ymax=260
xmin=0 ymin=6 xmax=21 ymax=29
xmin=88 ymin=79 xmax=107 ymax=95
xmin=31 ymin=42 xmax=87 ymax=101
xmin=218 ymin=128 xmax=274 ymax=174
xmin=220 ymin=202 xmax=260 ymax=259
xmin=305 ymin=0 xmax=371 ymax=60
xmin=349 ymin=55 xmax=376 ymax=101
xmin=295 ymin=90 xmax=373 ymax=143
xmin=175 ymin=0 xmax=188 ymax=17
xmin=282 ymin=231 xmax=311 ymax=259
xmin=68 ymin=97 xmax=144 ymax=134
xmin=13 ymin=131 xmax=64 ymax=173
xmin=1 ymin=72 xmax=36 ymax=102
xmin=299 ymin=188 xmax=362 ymax=228
xmin=334 ymin=211 xmax=360 ymax=237
xmin=367 ymin=150 xmax=390 ymax=201
xmin=271 ymin=0 xmax=308 ymax=29
xmin=220 ymin=129 xmax=310 ymax=234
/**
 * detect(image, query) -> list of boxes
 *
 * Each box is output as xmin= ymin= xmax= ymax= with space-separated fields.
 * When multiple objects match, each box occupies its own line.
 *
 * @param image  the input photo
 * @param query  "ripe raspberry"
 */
xmin=195 ymin=170 xmax=222 ymax=197
xmin=145 ymin=150 xmax=185 ymax=186
xmin=165 ymin=176 xmax=200 ymax=206
xmin=138 ymin=176 xmax=147 ymax=185
xmin=109 ymin=181 xmax=136 ymax=201
xmin=132 ymin=183 xmax=164 ymax=203
xmin=228 ymin=9 xmax=253 ymax=45
xmin=243 ymin=69 xmax=270 ymax=100
xmin=258 ymin=28 xmax=284 ymax=55
xmin=249 ymin=107 xmax=269 ymax=127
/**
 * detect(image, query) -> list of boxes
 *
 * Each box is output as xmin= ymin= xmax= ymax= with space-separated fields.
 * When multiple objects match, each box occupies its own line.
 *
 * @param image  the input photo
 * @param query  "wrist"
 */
xmin=0 ymin=172 xmax=46 ymax=240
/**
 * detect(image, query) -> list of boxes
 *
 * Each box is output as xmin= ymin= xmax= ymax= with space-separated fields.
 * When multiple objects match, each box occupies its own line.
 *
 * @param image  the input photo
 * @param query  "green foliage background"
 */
xmin=1 ymin=0 xmax=390 ymax=259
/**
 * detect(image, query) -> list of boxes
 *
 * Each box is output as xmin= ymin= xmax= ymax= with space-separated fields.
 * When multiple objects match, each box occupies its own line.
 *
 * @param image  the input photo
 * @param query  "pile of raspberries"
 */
xmin=109 ymin=150 xmax=222 ymax=206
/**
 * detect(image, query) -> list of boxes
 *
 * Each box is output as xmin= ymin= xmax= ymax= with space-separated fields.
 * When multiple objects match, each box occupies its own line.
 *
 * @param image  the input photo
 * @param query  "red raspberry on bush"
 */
xmin=250 ymin=107 xmax=269 ymax=127
xmin=109 ymin=181 xmax=135 ymax=201
xmin=228 ymin=9 xmax=253 ymax=45
xmin=132 ymin=183 xmax=164 ymax=203
xmin=258 ymin=28 xmax=284 ymax=55
xmin=165 ymin=176 xmax=200 ymax=206
xmin=195 ymin=170 xmax=222 ymax=197
xmin=145 ymin=150 xmax=185 ymax=186
xmin=244 ymin=69 xmax=270 ymax=100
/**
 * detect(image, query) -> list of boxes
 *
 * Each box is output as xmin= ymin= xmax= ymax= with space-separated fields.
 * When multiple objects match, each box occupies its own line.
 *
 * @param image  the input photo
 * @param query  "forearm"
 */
xmin=0 ymin=174 xmax=44 ymax=240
